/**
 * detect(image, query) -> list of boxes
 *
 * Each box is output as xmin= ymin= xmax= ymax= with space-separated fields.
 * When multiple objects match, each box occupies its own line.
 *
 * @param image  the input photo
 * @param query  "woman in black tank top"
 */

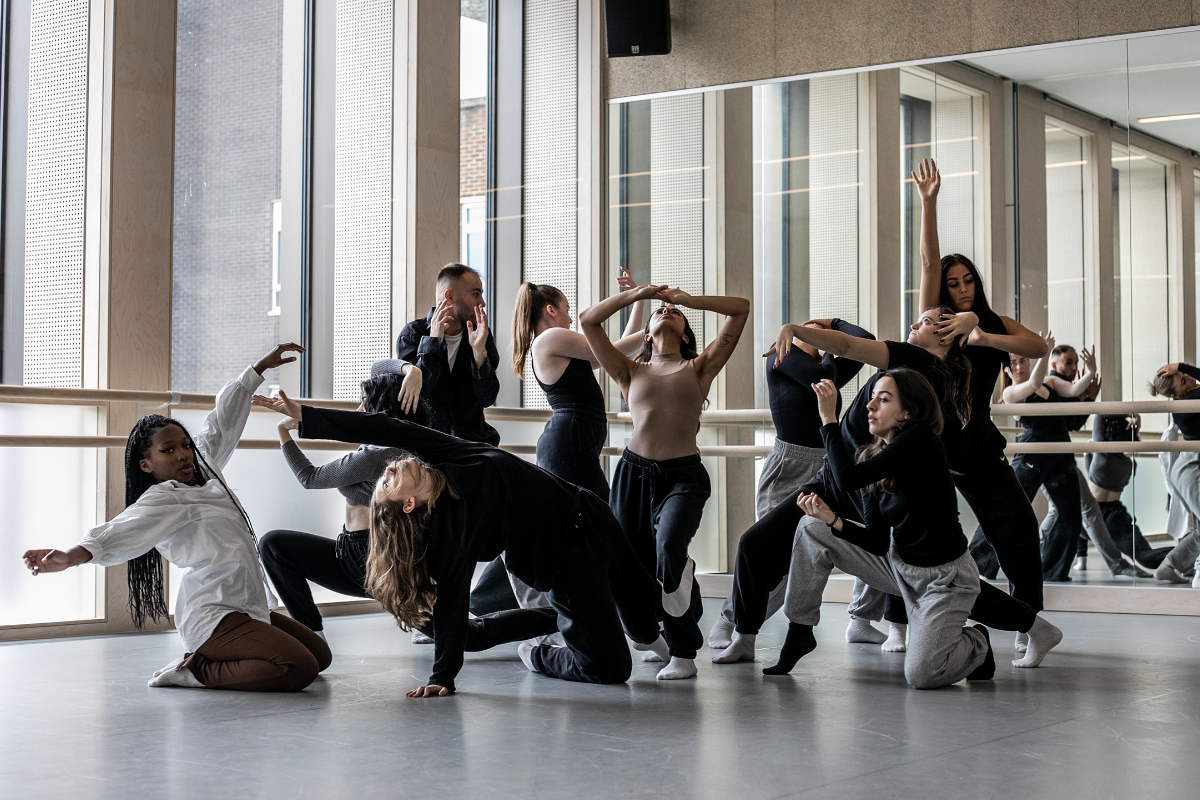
xmin=510 ymin=270 xmax=648 ymax=500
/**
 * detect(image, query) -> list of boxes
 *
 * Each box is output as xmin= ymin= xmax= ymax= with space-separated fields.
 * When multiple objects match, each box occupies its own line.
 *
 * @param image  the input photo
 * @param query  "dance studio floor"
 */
xmin=3 ymin=599 xmax=1199 ymax=800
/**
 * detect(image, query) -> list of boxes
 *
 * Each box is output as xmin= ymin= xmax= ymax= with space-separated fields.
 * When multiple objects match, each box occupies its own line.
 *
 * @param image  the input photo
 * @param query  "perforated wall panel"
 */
xmin=522 ymin=0 xmax=578 ymax=409
xmin=650 ymin=93 xmax=705 ymax=337
xmin=333 ymin=0 xmax=394 ymax=401
xmin=23 ymin=0 xmax=90 ymax=388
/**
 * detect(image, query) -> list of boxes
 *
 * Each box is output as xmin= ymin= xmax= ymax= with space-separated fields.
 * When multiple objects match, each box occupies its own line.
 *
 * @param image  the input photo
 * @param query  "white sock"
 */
xmin=656 ymin=656 xmax=698 ymax=680
xmin=712 ymin=633 xmax=756 ymax=663
xmin=632 ymin=634 xmax=670 ymax=663
xmin=315 ymin=630 xmax=328 ymax=643
xmin=661 ymin=559 xmax=696 ymax=618
xmin=411 ymin=630 xmax=434 ymax=644
xmin=708 ymin=616 xmax=735 ymax=650
xmin=517 ymin=641 xmax=539 ymax=673
xmin=1192 ymin=571 xmax=1200 ymax=590
xmin=641 ymin=651 xmax=664 ymax=662
xmin=147 ymin=656 xmax=204 ymax=689
xmin=1012 ymin=617 xmax=1063 ymax=668
xmin=1015 ymin=631 xmax=1029 ymax=653
xmin=845 ymin=617 xmax=888 ymax=645
xmin=881 ymin=623 xmax=907 ymax=652
xmin=1073 ymin=555 xmax=1087 ymax=571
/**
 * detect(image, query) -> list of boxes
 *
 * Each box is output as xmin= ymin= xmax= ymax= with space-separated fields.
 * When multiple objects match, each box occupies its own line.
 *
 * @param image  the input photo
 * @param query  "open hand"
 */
xmin=466 ymin=305 xmax=490 ymax=363
xmin=1041 ymin=331 xmax=1056 ymax=354
xmin=398 ymin=365 xmax=423 ymax=414
xmin=253 ymin=343 xmax=306 ymax=375
xmin=252 ymin=389 xmax=303 ymax=420
xmin=430 ymin=298 xmax=454 ymax=341
xmin=811 ymin=378 xmax=839 ymax=424
xmin=1085 ymin=374 xmax=1102 ymax=401
xmin=616 ymin=266 xmax=637 ymax=293
xmin=407 ymin=684 xmax=450 ymax=698
xmin=796 ymin=493 xmax=836 ymax=525
xmin=911 ymin=157 xmax=941 ymax=203
xmin=936 ymin=311 xmax=978 ymax=345
xmin=1081 ymin=345 xmax=1097 ymax=374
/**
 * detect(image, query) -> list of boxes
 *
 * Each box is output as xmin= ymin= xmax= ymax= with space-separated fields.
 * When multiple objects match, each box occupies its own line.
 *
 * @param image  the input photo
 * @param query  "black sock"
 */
xmin=966 ymin=624 xmax=995 ymax=681
xmin=763 ymin=623 xmax=817 ymax=676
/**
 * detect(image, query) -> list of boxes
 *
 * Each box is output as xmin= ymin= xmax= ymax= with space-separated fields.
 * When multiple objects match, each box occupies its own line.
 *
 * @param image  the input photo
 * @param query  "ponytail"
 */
xmin=510 ymin=282 xmax=566 ymax=378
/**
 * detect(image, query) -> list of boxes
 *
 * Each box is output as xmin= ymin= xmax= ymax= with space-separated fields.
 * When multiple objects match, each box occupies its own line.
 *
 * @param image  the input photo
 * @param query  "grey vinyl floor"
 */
xmin=3 ymin=599 xmax=1199 ymax=800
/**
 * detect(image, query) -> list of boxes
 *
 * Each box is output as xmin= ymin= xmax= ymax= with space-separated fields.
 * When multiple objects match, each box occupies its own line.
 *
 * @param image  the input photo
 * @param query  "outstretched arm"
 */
xmin=969 ymin=315 xmax=1049 ymax=359
xmin=579 ymin=283 xmax=665 ymax=389
xmin=1002 ymin=333 xmax=1055 ymax=404
xmin=913 ymin=158 xmax=944 ymax=314
xmin=777 ymin=324 xmax=891 ymax=370
xmin=1045 ymin=345 xmax=1096 ymax=398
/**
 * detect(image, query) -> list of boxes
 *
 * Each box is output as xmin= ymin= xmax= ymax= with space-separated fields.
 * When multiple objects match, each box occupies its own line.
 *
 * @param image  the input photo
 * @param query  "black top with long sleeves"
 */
xmin=766 ymin=319 xmax=874 ymax=448
xmin=373 ymin=307 xmax=502 ymax=446
xmin=298 ymin=406 xmax=583 ymax=692
xmin=958 ymin=311 xmax=1011 ymax=461
xmin=819 ymin=422 xmax=968 ymax=567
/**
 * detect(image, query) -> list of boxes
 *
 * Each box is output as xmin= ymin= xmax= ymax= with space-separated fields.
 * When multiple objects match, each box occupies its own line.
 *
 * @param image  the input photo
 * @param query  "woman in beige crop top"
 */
xmin=580 ymin=283 xmax=748 ymax=682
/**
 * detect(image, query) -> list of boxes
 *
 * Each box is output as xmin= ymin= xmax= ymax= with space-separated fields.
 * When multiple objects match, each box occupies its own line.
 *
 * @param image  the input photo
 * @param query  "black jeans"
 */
xmin=610 ymin=451 xmax=710 ymax=659
xmin=259 ymin=529 xmax=560 ymax=645
xmin=537 ymin=405 xmax=611 ymax=501
xmin=962 ymin=453 xmax=1048 ymax=609
xmin=733 ymin=488 xmax=1037 ymax=635
xmin=1097 ymin=501 xmax=1173 ymax=568
xmin=1001 ymin=453 xmax=1082 ymax=582
xmin=531 ymin=490 xmax=663 ymax=683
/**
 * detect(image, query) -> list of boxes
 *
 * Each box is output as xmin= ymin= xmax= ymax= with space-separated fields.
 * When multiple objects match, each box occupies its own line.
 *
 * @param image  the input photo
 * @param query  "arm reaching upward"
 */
xmin=913 ymin=158 xmax=944 ymax=314
xmin=1045 ymin=345 xmax=1097 ymax=398
xmin=657 ymin=289 xmax=750 ymax=389
xmin=1002 ymin=332 xmax=1055 ymax=404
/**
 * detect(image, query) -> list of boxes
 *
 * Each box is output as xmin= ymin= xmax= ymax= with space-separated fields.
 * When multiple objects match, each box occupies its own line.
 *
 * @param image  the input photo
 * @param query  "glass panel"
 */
xmin=172 ymin=1 xmax=285 ymax=394
xmin=0 ymin=405 xmax=101 ymax=625
xmin=1045 ymin=119 xmax=1093 ymax=347
xmin=899 ymin=68 xmax=984 ymax=331
xmin=460 ymin=1 xmax=488 ymax=281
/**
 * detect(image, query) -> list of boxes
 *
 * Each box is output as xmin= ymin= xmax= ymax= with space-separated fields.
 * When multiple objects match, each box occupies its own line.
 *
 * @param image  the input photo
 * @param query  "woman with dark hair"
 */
xmin=913 ymin=158 xmax=1050 ymax=618
xmin=580 ymin=283 xmax=750 ymax=681
xmin=22 ymin=346 xmax=333 ymax=692
xmin=509 ymin=267 xmax=646 ymax=500
xmin=257 ymin=373 xmax=559 ymax=648
xmin=252 ymin=393 xmax=669 ymax=696
xmin=761 ymin=370 xmax=994 ymax=687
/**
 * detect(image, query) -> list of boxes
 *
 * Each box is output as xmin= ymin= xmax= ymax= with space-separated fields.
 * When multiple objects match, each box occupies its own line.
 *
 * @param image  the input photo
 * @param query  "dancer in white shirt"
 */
xmin=22 ymin=344 xmax=330 ymax=692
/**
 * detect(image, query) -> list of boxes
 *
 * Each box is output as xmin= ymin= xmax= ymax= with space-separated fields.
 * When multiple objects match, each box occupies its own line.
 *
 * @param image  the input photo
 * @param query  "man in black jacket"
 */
xmin=373 ymin=263 xmax=501 ymax=445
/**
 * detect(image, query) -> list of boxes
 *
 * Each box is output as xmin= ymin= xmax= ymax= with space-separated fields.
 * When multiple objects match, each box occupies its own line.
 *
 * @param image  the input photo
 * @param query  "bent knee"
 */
xmin=258 ymin=529 xmax=287 ymax=557
xmin=279 ymin=653 xmax=321 ymax=692
xmin=905 ymin=666 xmax=950 ymax=690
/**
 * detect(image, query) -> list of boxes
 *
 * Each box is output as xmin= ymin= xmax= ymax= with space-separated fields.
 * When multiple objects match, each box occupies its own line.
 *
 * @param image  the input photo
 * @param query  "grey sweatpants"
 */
xmin=785 ymin=516 xmax=989 ymax=689
xmin=1163 ymin=451 xmax=1200 ymax=576
xmin=1040 ymin=467 xmax=1128 ymax=573
xmin=718 ymin=440 xmax=826 ymax=627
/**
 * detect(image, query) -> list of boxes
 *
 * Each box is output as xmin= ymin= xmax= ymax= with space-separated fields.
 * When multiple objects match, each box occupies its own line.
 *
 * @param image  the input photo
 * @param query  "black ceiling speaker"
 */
xmin=605 ymin=0 xmax=672 ymax=58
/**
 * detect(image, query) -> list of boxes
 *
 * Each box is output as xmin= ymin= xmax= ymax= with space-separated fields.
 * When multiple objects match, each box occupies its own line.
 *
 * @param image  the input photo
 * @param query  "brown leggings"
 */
xmin=182 ymin=611 xmax=332 ymax=692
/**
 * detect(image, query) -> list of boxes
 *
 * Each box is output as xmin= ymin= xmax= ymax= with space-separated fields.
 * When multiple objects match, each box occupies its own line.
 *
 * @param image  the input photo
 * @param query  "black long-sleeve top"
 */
xmin=819 ymin=422 xmax=968 ymax=567
xmin=766 ymin=319 xmax=874 ymax=448
xmin=959 ymin=311 xmax=1011 ymax=461
xmin=298 ymin=406 xmax=583 ymax=692
xmin=372 ymin=307 xmax=502 ymax=446
xmin=1017 ymin=387 xmax=1072 ymax=444
xmin=1172 ymin=364 xmax=1200 ymax=440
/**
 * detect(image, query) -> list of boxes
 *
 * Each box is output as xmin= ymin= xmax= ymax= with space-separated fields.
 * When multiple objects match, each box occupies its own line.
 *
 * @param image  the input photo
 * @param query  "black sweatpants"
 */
xmin=610 ymin=451 xmax=710 ymax=660
xmin=960 ymin=453 xmax=1048 ymax=610
xmin=537 ymin=405 xmax=611 ymax=501
xmin=1097 ymin=500 xmax=1172 ymax=568
xmin=732 ymin=488 xmax=1037 ymax=635
xmin=259 ymin=529 xmax=560 ymax=646
xmin=1004 ymin=453 xmax=1082 ymax=582
xmin=530 ymin=490 xmax=664 ymax=683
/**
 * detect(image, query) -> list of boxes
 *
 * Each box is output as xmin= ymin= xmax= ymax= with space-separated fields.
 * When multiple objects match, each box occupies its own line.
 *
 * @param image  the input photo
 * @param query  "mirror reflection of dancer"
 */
xmin=255 ymin=394 xmax=670 ymax=696
xmin=1149 ymin=363 xmax=1200 ymax=586
xmin=780 ymin=372 xmax=994 ymax=688
xmin=581 ymin=285 xmax=750 ymax=680
xmin=708 ymin=318 xmax=876 ymax=652
xmin=510 ymin=267 xmax=647 ymax=500
xmin=257 ymin=372 xmax=559 ymax=650
xmin=714 ymin=318 xmax=1062 ymax=670
xmin=22 ymin=346 xmax=333 ymax=692
xmin=913 ymin=159 xmax=1050 ymax=627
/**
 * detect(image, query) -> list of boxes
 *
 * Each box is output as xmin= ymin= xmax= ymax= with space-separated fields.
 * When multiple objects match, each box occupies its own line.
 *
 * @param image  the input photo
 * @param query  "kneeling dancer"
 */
xmin=22 ymin=346 xmax=331 ymax=692
xmin=257 ymin=393 xmax=668 ymax=696
xmin=777 ymin=370 xmax=993 ymax=688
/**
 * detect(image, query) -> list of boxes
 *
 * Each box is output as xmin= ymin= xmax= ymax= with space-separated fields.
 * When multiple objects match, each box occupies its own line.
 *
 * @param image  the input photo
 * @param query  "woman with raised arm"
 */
xmin=769 ymin=370 xmax=994 ymax=687
xmin=258 ymin=371 xmax=558 ymax=649
xmin=509 ymin=267 xmax=646 ymax=500
xmin=708 ymin=318 xmax=878 ymax=652
xmin=912 ymin=157 xmax=1049 ymax=620
xmin=22 ymin=346 xmax=333 ymax=692
xmin=253 ymin=392 xmax=670 ymax=696
xmin=580 ymin=285 xmax=750 ymax=681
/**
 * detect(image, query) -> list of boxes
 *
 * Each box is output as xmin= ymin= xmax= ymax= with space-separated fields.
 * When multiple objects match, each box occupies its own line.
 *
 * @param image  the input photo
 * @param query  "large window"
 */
xmin=900 ymin=68 xmax=985 ymax=330
xmin=1045 ymin=118 xmax=1094 ymax=348
xmin=460 ymin=1 xmax=488 ymax=279
xmin=171 ymin=0 xmax=285 ymax=395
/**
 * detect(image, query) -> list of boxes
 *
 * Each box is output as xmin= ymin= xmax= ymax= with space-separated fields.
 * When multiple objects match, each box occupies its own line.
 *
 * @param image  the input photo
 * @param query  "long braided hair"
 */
xmin=123 ymin=415 xmax=255 ymax=628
